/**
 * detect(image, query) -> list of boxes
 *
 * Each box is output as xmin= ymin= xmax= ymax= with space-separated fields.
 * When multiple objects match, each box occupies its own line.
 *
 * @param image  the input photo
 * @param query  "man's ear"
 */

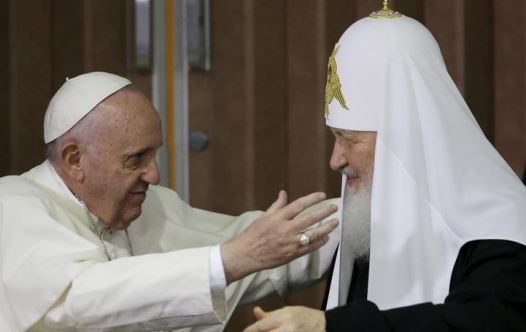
xmin=61 ymin=143 xmax=85 ymax=182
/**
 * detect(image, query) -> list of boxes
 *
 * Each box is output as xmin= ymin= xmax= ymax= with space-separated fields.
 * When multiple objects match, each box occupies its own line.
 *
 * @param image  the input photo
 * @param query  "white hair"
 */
xmin=341 ymin=168 xmax=372 ymax=261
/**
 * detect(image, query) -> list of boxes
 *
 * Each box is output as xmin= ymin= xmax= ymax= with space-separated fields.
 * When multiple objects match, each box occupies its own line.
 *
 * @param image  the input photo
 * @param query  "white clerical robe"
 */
xmin=0 ymin=161 xmax=339 ymax=332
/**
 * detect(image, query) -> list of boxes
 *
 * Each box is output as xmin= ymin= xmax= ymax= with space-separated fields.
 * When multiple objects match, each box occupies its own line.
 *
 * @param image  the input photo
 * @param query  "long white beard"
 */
xmin=342 ymin=176 xmax=372 ymax=261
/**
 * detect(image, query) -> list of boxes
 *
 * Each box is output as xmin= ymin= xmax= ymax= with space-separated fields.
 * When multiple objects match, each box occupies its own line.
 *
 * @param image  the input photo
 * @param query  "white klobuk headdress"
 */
xmin=326 ymin=5 xmax=526 ymax=309
xmin=44 ymin=72 xmax=131 ymax=143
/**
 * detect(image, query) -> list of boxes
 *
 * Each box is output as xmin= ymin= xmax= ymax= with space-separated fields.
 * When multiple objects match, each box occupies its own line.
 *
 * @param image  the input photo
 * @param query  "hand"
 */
xmin=221 ymin=191 xmax=339 ymax=283
xmin=244 ymin=306 xmax=326 ymax=332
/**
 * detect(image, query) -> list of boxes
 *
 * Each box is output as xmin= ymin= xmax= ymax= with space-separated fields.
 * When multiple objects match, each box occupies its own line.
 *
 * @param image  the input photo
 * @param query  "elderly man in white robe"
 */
xmin=0 ymin=72 xmax=341 ymax=331
xmin=244 ymin=2 xmax=526 ymax=332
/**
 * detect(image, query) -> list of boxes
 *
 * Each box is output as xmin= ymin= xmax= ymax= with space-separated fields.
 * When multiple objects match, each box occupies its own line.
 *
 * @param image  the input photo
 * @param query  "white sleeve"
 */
xmin=209 ymin=245 xmax=227 ymax=320
xmin=45 ymin=247 xmax=226 ymax=331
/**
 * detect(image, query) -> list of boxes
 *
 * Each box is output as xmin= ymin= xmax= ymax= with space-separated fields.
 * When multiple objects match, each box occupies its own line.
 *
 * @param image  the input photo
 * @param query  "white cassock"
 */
xmin=0 ymin=161 xmax=339 ymax=332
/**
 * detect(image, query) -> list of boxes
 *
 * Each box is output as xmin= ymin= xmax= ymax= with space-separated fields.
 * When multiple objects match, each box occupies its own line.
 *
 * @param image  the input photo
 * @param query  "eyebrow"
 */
xmin=333 ymin=129 xmax=358 ymax=139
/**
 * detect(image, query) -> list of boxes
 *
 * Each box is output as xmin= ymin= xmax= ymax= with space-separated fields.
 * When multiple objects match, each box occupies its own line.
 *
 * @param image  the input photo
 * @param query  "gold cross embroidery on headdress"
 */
xmin=325 ymin=46 xmax=348 ymax=117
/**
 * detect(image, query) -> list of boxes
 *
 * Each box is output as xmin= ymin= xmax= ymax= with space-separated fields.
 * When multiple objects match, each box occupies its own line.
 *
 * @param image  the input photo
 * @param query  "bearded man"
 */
xmin=244 ymin=4 xmax=526 ymax=332
xmin=0 ymin=72 xmax=340 ymax=331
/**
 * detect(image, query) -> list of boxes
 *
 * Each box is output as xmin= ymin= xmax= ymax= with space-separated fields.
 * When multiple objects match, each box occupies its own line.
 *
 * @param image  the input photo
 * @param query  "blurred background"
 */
xmin=1 ymin=0 xmax=524 ymax=330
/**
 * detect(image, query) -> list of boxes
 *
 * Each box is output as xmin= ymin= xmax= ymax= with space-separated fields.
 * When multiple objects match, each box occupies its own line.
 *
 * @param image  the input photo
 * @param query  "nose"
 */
xmin=142 ymin=157 xmax=161 ymax=185
xmin=329 ymin=141 xmax=347 ymax=171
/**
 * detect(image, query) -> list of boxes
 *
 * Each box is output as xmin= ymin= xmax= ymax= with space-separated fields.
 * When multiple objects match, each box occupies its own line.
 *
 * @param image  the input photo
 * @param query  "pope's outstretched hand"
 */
xmin=221 ymin=191 xmax=339 ymax=283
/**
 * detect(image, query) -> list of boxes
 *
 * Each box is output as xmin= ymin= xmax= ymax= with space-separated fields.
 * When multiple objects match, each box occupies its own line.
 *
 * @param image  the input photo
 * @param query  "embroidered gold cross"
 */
xmin=325 ymin=46 xmax=348 ymax=117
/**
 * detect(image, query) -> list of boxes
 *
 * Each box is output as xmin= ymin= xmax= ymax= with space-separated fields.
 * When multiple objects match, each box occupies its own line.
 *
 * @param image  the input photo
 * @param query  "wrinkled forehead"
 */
xmin=87 ymin=89 xmax=162 ymax=147
xmin=330 ymin=127 xmax=377 ymax=139
xmin=329 ymin=128 xmax=378 ymax=156
xmin=95 ymin=88 xmax=158 ymax=122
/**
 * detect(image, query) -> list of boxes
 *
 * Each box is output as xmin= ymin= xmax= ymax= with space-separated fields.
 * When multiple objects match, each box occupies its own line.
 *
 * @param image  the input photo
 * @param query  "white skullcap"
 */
xmin=43 ymin=72 xmax=132 ymax=143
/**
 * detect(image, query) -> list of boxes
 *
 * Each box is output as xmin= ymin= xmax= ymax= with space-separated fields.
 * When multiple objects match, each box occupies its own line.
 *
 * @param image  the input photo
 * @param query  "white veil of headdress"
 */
xmin=325 ymin=15 xmax=526 ymax=309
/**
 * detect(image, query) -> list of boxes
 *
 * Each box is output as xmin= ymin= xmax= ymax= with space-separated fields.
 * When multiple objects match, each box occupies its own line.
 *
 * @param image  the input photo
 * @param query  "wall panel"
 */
xmin=253 ymin=0 xmax=287 ymax=207
xmin=188 ymin=72 xmax=214 ymax=208
xmin=0 ymin=0 xmax=10 ymax=175
xmin=51 ymin=0 xmax=85 ymax=90
xmin=206 ymin=0 xmax=257 ymax=213
xmin=355 ymin=0 xmax=383 ymax=19
xmin=84 ymin=0 xmax=128 ymax=74
xmin=424 ymin=0 xmax=465 ymax=91
xmin=494 ymin=1 xmax=526 ymax=175
xmin=8 ymin=0 xmax=53 ymax=173
xmin=395 ymin=0 xmax=424 ymax=22
xmin=286 ymin=0 xmax=330 ymax=200
xmin=464 ymin=0 xmax=493 ymax=140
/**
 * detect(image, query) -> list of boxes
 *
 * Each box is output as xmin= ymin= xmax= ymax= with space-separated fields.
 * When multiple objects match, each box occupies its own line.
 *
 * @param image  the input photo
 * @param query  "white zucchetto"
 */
xmin=43 ymin=72 xmax=131 ymax=143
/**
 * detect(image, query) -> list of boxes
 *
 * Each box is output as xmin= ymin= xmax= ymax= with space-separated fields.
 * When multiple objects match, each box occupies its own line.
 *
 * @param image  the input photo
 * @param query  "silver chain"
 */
xmin=77 ymin=198 xmax=134 ymax=261
xmin=76 ymin=198 xmax=172 ymax=331
xmin=75 ymin=198 xmax=174 ymax=330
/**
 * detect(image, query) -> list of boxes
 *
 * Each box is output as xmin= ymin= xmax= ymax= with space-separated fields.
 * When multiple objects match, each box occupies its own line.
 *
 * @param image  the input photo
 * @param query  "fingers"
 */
xmin=254 ymin=306 xmax=267 ymax=320
xmin=293 ymin=203 xmax=338 ymax=232
xmin=295 ymin=216 xmax=338 ymax=255
xmin=295 ymin=234 xmax=331 ymax=257
xmin=244 ymin=314 xmax=279 ymax=332
xmin=297 ymin=218 xmax=339 ymax=247
xmin=263 ymin=190 xmax=288 ymax=216
xmin=277 ymin=192 xmax=327 ymax=219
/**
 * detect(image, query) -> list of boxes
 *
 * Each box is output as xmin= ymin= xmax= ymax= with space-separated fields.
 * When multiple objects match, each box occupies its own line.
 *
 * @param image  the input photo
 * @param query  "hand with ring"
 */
xmin=221 ymin=190 xmax=339 ymax=283
xmin=299 ymin=233 xmax=310 ymax=247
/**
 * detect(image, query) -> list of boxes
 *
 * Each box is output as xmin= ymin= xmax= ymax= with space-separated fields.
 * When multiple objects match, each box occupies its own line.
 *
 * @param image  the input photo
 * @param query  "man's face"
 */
xmin=329 ymin=128 xmax=377 ymax=191
xmin=330 ymin=128 xmax=376 ymax=260
xmin=80 ymin=89 xmax=162 ymax=229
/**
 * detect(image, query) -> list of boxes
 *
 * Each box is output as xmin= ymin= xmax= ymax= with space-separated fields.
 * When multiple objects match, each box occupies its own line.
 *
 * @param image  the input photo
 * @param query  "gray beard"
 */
xmin=342 ymin=181 xmax=372 ymax=262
